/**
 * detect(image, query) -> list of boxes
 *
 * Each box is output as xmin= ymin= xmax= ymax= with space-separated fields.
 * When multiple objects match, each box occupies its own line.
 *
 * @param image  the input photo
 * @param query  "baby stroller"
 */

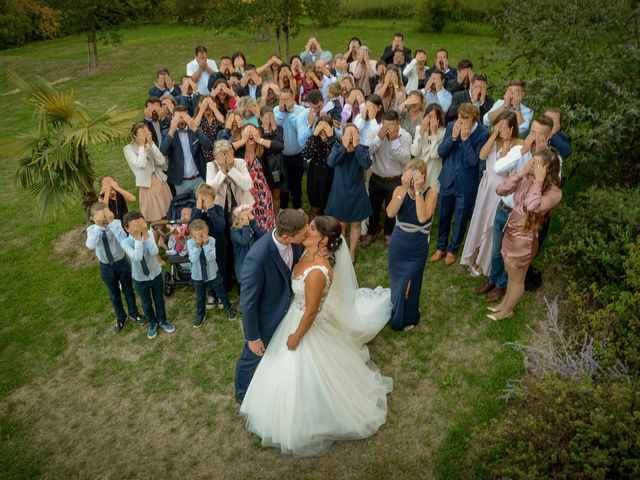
xmin=151 ymin=192 xmax=196 ymax=296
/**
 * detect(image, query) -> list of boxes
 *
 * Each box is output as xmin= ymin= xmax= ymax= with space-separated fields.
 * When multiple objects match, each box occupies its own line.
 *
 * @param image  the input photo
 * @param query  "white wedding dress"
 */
xmin=240 ymin=242 xmax=393 ymax=456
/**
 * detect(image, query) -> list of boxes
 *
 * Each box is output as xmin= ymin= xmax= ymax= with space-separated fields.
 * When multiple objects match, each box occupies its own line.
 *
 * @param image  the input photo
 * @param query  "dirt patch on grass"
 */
xmin=53 ymin=224 xmax=95 ymax=270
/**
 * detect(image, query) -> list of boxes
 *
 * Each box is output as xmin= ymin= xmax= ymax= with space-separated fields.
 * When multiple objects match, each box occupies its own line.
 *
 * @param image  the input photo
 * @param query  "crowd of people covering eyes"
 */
xmin=86 ymin=30 xmax=571 ymax=339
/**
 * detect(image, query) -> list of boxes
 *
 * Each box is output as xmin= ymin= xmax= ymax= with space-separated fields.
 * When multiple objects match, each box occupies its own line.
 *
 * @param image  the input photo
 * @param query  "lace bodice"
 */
xmin=291 ymin=265 xmax=331 ymax=312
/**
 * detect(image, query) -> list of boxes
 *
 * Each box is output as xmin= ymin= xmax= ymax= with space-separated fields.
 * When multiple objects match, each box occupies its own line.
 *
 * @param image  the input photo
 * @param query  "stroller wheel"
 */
xmin=163 ymin=271 xmax=173 ymax=297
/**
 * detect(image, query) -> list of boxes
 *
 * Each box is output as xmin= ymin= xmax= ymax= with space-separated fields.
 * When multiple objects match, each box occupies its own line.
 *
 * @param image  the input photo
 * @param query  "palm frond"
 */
xmin=0 ymin=133 xmax=44 ymax=161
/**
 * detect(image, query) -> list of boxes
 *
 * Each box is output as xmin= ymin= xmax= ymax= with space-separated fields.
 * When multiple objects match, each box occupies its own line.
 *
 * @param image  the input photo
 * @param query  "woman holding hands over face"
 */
xmin=192 ymin=96 xmax=225 ymax=162
xmin=124 ymin=122 xmax=172 ymax=222
xmin=487 ymin=148 xmax=562 ymax=320
xmin=234 ymin=124 xmax=277 ymax=231
xmin=325 ymin=124 xmax=372 ymax=263
xmin=374 ymin=66 xmax=407 ymax=112
xmin=302 ymin=116 xmax=338 ymax=217
xmin=386 ymin=160 xmax=438 ymax=331
xmin=399 ymin=90 xmax=426 ymax=138
xmin=411 ymin=104 xmax=446 ymax=192
xmin=349 ymin=46 xmax=377 ymax=96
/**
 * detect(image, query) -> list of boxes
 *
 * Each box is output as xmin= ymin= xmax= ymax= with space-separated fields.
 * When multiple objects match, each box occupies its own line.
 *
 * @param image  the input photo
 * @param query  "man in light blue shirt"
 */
xmin=86 ymin=203 xmax=144 ymax=332
xmin=273 ymin=88 xmax=306 ymax=209
xmin=120 ymin=211 xmax=175 ymax=340
xmin=483 ymin=79 xmax=534 ymax=136
xmin=424 ymin=69 xmax=453 ymax=113
xmin=300 ymin=37 xmax=333 ymax=66
xmin=475 ymin=115 xmax=553 ymax=302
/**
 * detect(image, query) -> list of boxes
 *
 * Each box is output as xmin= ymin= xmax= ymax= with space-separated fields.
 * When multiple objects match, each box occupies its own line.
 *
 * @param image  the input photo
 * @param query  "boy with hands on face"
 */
xmin=188 ymin=219 xmax=237 ymax=328
xmin=120 ymin=211 xmax=176 ymax=340
xmin=86 ymin=202 xmax=145 ymax=332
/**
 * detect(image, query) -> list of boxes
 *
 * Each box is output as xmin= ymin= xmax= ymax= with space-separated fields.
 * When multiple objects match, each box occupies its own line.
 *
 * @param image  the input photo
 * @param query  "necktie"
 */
xmin=140 ymin=255 xmax=150 ymax=276
xmin=199 ymin=248 xmax=208 ymax=282
xmin=101 ymin=230 xmax=114 ymax=266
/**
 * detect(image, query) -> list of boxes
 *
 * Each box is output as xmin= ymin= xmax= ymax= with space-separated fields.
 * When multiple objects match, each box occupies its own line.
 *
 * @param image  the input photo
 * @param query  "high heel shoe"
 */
xmin=487 ymin=305 xmax=501 ymax=313
xmin=486 ymin=312 xmax=513 ymax=321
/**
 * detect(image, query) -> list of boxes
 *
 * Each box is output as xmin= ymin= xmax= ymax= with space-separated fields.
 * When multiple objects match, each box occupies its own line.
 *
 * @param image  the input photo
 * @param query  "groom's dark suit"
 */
xmin=235 ymin=232 xmax=304 ymax=400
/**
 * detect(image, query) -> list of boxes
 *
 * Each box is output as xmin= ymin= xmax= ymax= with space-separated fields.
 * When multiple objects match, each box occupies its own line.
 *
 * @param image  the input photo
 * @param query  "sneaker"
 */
xmin=193 ymin=316 xmax=204 ymax=328
xmin=147 ymin=323 xmax=158 ymax=340
xmin=159 ymin=321 xmax=176 ymax=333
xmin=131 ymin=313 xmax=147 ymax=325
xmin=226 ymin=309 xmax=238 ymax=321
xmin=114 ymin=318 xmax=126 ymax=332
xmin=217 ymin=298 xmax=224 ymax=310
xmin=206 ymin=295 xmax=216 ymax=310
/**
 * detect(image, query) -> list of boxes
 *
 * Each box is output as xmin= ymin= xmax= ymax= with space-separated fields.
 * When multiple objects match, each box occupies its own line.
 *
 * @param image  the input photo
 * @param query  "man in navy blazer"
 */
xmin=431 ymin=103 xmax=489 ymax=266
xmin=234 ymin=209 xmax=309 ymax=403
xmin=160 ymin=105 xmax=212 ymax=196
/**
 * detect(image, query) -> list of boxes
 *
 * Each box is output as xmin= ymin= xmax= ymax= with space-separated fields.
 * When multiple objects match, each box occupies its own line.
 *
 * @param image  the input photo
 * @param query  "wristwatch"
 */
xmin=417 ymin=190 xmax=424 ymax=196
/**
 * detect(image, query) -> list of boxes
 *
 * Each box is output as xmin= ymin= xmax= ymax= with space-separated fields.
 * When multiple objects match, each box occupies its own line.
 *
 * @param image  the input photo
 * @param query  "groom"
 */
xmin=234 ymin=209 xmax=309 ymax=403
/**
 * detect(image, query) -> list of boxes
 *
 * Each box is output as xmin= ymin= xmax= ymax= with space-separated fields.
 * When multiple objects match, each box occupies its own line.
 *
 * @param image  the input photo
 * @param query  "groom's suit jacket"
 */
xmin=240 ymin=231 xmax=304 ymax=345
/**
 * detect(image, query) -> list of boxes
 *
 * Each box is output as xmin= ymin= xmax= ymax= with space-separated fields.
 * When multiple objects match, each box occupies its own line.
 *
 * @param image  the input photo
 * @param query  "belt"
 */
xmin=374 ymin=173 xmax=402 ymax=182
xmin=395 ymin=219 xmax=431 ymax=236
xmin=498 ymin=202 xmax=512 ymax=213
xmin=183 ymin=174 xmax=199 ymax=181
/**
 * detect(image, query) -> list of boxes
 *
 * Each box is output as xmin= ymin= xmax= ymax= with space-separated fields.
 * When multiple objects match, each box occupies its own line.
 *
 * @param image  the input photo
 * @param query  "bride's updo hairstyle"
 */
xmin=314 ymin=215 xmax=343 ymax=255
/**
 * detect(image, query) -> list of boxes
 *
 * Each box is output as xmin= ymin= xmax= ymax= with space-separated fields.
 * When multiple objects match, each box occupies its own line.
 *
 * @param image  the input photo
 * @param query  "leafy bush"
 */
xmin=342 ymin=0 xmax=416 ymax=19
xmin=567 ymin=237 xmax=640 ymax=371
xmin=467 ymin=375 xmax=640 ymax=479
xmin=0 ymin=0 xmax=60 ymax=49
xmin=488 ymin=0 xmax=640 ymax=186
xmin=553 ymin=186 xmax=640 ymax=300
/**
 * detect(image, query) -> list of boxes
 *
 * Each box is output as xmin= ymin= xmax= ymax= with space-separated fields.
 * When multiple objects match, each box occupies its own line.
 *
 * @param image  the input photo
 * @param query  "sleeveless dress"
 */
xmin=460 ymin=143 xmax=515 ymax=275
xmin=387 ymin=193 xmax=432 ymax=331
xmin=240 ymin=265 xmax=393 ymax=456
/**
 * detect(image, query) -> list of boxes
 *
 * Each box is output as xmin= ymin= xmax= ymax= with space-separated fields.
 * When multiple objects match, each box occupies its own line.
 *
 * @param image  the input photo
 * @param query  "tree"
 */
xmin=0 ymin=70 xmax=138 ymax=218
xmin=47 ymin=0 xmax=129 ymax=69
xmin=202 ymin=0 xmax=305 ymax=58
xmin=487 ymin=0 xmax=640 ymax=185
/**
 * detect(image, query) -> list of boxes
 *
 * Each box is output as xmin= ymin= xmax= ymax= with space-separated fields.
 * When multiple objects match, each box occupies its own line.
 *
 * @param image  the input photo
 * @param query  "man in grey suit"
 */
xmin=234 ymin=209 xmax=309 ymax=403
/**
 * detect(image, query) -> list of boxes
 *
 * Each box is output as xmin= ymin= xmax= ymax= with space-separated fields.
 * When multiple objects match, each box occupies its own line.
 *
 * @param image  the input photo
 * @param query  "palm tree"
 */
xmin=0 ymin=70 xmax=139 ymax=219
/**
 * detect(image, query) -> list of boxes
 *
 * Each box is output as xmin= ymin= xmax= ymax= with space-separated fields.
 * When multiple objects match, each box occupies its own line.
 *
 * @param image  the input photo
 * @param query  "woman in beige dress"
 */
xmin=124 ymin=122 xmax=172 ymax=222
xmin=410 ymin=103 xmax=446 ymax=192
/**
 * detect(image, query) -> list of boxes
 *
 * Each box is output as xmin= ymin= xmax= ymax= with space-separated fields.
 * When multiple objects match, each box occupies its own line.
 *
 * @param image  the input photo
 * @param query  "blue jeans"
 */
xmin=134 ymin=273 xmax=166 ymax=326
xmin=100 ymin=257 xmax=138 ymax=321
xmin=489 ymin=204 xmax=509 ymax=289
xmin=194 ymin=274 xmax=232 ymax=320
xmin=437 ymin=190 xmax=477 ymax=253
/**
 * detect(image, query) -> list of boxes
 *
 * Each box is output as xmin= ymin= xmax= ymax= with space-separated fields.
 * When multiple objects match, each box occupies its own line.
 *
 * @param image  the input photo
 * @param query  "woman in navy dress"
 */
xmin=325 ymin=124 xmax=373 ymax=263
xmin=386 ymin=159 xmax=438 ymax=331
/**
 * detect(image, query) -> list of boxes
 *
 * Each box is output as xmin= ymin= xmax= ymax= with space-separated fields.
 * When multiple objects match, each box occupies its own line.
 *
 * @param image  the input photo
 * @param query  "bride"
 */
xmin=240 ymin=215 xmax=393 ymax=456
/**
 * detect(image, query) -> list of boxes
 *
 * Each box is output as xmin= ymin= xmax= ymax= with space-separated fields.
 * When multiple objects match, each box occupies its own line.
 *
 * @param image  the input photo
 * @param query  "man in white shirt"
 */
xmin=361 ymin=109 xmax=412 ymax=248
xmin=186 ymin=45 xmax=219 ymax=95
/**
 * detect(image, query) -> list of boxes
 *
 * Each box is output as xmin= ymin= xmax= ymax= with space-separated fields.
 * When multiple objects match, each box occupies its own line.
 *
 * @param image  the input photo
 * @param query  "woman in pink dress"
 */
xmin=461 ymin=111 xmax=522 ymax=277
xmin=487 ymin=148 xmax=562 ymax=321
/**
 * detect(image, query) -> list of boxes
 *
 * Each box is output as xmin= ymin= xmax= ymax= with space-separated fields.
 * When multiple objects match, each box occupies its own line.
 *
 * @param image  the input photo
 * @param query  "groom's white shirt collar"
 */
xmin=272 ymin=230 xmax=288 ymax=253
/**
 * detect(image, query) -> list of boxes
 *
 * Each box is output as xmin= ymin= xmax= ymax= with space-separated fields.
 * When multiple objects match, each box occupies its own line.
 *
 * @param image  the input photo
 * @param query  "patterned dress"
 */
xmin=245 ymin=154 xmax=275 ymax=231
xmin=201 ymin=115 xmax=224 ymax=163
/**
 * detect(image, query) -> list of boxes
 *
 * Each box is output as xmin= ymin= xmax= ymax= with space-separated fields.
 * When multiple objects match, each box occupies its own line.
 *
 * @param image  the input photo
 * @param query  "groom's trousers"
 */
xmin=235 ymin=343 xmax=263 ymax=400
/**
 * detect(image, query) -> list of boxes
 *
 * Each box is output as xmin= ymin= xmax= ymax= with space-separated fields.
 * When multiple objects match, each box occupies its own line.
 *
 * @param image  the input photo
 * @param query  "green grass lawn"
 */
xmin=0 ymin=19 xmax=542 ymax=479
